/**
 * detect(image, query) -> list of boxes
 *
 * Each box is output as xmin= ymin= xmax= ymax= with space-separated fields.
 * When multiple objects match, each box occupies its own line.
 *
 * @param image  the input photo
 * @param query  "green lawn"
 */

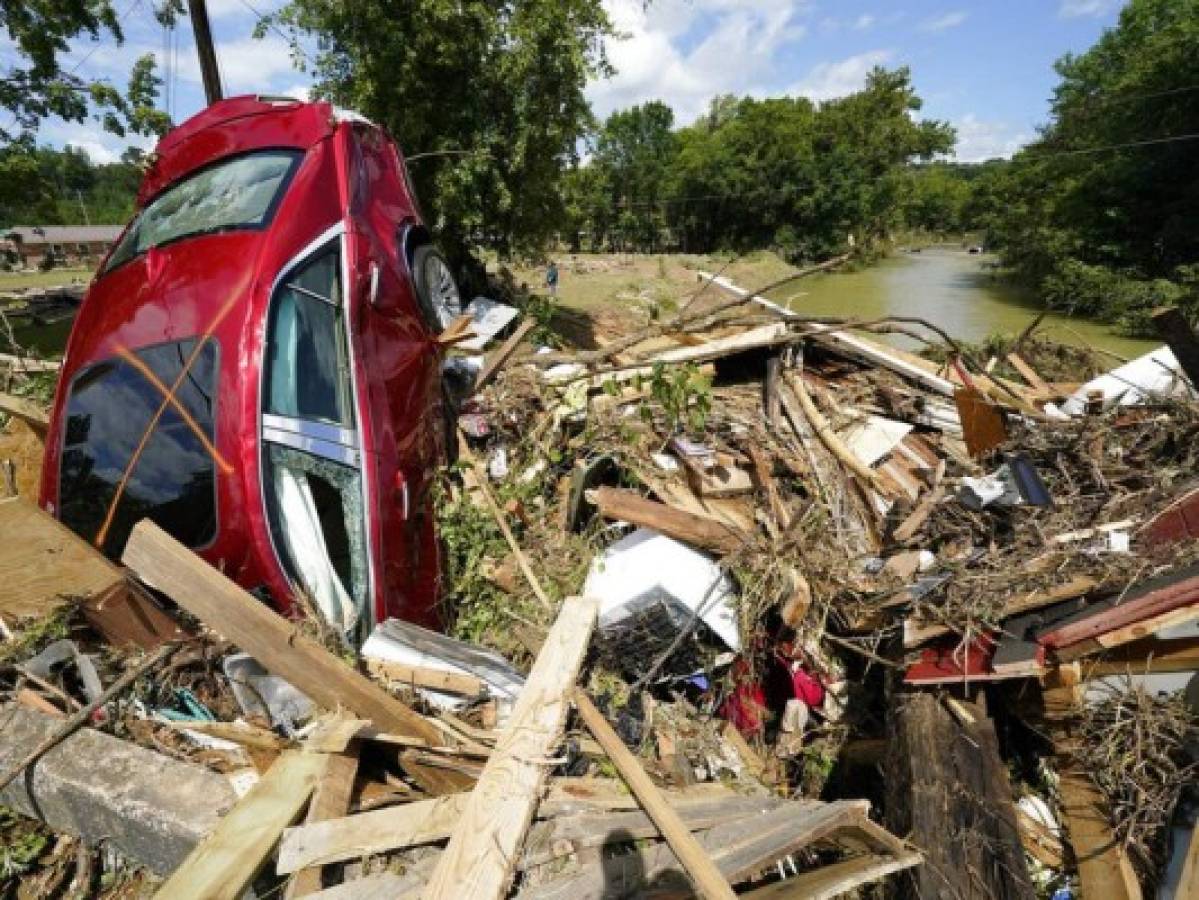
xmin=0 ymin=268 xmax=94 ymax=292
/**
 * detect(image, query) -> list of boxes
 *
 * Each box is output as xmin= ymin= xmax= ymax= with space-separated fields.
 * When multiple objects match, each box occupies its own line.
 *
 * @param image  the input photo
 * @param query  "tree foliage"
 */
xmin=266 ymin=0 xmax=613 ymax=264
xmin=0 ymin=0 xmax=171 ymax=145
xmin=974 ymin=0 xmax=1199 ymax=333
xmin=564 ymin=68 xmax=954 ymax=262
xmin=0 ymin=145 xmax=142 ymax=227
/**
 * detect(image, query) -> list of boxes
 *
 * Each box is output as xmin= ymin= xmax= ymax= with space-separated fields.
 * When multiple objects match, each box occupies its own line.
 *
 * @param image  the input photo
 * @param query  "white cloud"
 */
xmin=587 ymin=0 xmax=808 ymax=124
xmin=853 ymin=14 xmax=875 ymax=29
xmin=789 ymin=49 xmax=893 ymax=101
xmin=1058 ymin=0 xmax=1119 ymax=17
xmin=65 ymin=140 xmax=120 ymax=164
xmin=952 ymin=114 xmax=1031 ymax=161
xmin=919 ymin=11 xmax=968 ymax=32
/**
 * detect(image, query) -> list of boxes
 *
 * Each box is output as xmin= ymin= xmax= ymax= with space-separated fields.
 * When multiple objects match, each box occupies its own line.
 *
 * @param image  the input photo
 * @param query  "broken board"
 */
xmin=0 ymin=497 xmax=124 ymax=622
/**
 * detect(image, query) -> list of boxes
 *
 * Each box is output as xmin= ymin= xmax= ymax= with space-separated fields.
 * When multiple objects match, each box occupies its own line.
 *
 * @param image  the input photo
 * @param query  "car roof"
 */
xmin=138 ymin=95 xmax=338 ymax=206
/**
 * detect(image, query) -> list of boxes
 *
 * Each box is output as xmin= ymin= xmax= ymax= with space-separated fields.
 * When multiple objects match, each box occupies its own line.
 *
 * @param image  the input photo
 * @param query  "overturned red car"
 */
xmin=40 ymin=96 xmax=462 ymax=640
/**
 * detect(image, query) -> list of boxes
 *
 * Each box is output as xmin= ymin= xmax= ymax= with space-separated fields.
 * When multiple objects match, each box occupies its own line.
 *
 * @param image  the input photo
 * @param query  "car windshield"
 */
xmin=105 ymin=150 xmax=301 ymax=272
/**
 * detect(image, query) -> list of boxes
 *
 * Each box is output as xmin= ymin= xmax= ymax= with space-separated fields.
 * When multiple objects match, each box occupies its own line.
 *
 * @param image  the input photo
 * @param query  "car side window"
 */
xmin=261 ymin=236 xmax=370 ymax=641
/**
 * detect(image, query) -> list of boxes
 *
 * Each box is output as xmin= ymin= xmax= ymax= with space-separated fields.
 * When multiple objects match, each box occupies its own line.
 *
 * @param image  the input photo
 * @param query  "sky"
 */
xmin=23 ymin=0 xmax=1127 ymax=165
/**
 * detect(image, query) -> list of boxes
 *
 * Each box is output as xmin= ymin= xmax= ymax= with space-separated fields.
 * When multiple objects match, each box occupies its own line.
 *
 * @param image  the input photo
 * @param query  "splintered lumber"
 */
xmin=1042 ymin=677 xmax=1142 ymax=900
xmin=574 ymin=689 xmax=737 ymax=900
xmin=649 ymin=322 xmax=790 ymax=365
xmin=904 ymin=575 xmax=1098 ymax=648
xmin=588 ymin=486 xmax=749 ymax=554
xmin=278 ymin=791 xmax=776 ymax=875
xmin=885 ymin=692 xmax=1034 ymax=900
xmin=364 ymin=658 xmax=484 ymax=696
xmin=0 ymin=391 xmax=49 ymax=435
xmin=1151 ymin=306 xmax=1199 ymax=389
xmin=422 ymin=596 xmax=598 ymax=900
xmin=474 ymin=319 xmax=535 ymax=393
xmin=153 ymin=750 xmax=325 ymax=900
xmin=785 ymin=373 xmax=884 ymax=493
xmin=122 ymin=521 xmax=440 ymax=745
xmin=278 ymin=793 xmax=469 ymax=875
xmin=285 ymin=749 xmax=361 ymax=898
xmin=0 ymin=497 xmax=125 ymax=621
xmin=517 ymin=799 xmax=916 ymax=900
xmin=740 ymin=851 xmax=924 ymax=899
xmin=1006 ymin=353 xmax=1052 ymax=396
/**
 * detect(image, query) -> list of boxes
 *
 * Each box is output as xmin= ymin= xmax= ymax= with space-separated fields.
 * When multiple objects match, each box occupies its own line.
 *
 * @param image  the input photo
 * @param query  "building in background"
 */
xmin=3 ymin=226 xmax=124 ymax=269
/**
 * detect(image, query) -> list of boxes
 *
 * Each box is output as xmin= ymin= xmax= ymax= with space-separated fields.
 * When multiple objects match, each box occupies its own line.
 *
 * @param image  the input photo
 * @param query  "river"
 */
xmin=769 ymin=246 xmax=1159 ymax=360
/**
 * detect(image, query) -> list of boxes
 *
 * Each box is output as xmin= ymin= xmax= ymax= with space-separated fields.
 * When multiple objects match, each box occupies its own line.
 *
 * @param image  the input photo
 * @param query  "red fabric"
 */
xmin=790 ymin=667 xmax=825 ymax=707
xmin=721 ymin=682 xmax=767 ymax=735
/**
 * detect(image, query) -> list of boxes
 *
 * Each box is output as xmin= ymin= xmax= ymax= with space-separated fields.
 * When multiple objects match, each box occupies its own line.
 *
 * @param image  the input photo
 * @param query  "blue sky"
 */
xmin=25 ymin=0 xmax=1126 ymax=164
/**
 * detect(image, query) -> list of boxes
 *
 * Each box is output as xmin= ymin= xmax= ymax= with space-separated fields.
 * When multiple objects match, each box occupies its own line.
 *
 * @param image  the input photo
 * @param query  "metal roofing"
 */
xmin=5 ymin=226 xmax=124 ymax=244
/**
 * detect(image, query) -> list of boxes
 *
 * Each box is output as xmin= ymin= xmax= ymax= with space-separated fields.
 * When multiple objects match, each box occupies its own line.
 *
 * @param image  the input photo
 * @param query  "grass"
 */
xmin=0 ymin=267 xmax=94 ymax=291
xmin=504 ymin=251 xmax=799 ymax=314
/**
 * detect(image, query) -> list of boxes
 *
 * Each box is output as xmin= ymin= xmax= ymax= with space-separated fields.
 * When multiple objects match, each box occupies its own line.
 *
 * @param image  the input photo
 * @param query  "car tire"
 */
xmin=411 ymin=245 xmax=463 ymax=332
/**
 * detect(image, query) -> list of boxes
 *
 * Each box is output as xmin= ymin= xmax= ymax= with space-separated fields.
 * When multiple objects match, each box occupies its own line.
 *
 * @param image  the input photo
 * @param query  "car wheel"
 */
xmin=411 ymin=245 xmax=462 ymax=332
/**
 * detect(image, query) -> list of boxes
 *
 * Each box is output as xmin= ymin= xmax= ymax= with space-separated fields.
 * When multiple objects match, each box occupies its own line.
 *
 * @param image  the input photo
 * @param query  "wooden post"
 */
xmin=1152 ymin=306 xmax=1199 ymax=389
xmin=186 ymin=0 xmax=223 ymax=105
xmin=422 ymin=597 xmax=598 ymax=900
xmin=587 ymin=486 xmax=749 ymax=554
xmin=574 ymin=689 xmax=737 ymax=900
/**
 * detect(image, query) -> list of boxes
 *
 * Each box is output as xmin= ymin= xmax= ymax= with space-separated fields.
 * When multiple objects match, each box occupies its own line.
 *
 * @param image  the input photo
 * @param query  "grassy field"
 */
xmin=0 ymin=268 xmax=94 ymax=291
xmin=505 ymin=251 xmax=798 ymax=315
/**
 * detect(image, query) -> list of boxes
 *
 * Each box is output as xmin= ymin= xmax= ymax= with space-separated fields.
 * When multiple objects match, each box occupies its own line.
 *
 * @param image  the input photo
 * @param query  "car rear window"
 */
xmin=58 ymin=339 xmax=219 ymax=557
xmin=105 ymin=149 xmax=301 ymax=272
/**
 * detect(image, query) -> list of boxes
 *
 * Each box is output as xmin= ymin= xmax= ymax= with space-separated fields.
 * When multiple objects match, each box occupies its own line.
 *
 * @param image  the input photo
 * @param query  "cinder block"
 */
xmin=0 ymin=705 xmax=237 ymax=874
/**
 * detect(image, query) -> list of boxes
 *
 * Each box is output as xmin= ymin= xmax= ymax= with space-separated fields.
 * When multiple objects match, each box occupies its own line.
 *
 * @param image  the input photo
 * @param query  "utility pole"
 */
xmin=187 ymin=0 xmax=222 ymax=106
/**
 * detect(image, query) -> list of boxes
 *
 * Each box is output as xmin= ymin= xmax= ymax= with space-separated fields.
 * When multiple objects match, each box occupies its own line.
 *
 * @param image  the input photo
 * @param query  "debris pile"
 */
xmin=0 ymin=265 xmax=1197 ymax=899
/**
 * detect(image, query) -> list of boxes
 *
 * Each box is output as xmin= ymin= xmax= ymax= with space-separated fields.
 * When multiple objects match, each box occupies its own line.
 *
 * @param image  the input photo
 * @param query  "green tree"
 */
xmin=979 ymin=0 xmax=1199 ymax=332
xmin=265 ymin=0 xmax=613 ymax=267
xmin=592 ymin=101 xmax=678 ymax=251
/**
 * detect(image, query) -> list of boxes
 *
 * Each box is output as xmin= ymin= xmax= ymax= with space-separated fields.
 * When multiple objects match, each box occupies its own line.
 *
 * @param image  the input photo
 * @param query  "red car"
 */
xmin=40 ymin=96 xmax=462 ymax=640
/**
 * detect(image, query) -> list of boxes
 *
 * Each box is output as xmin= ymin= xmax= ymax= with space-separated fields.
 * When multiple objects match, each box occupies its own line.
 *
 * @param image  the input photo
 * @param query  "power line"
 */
xmin=1019 ymin=131 xmax=1199 ymax=160
xmin=233 ymin=0 xmax=314 ymax=68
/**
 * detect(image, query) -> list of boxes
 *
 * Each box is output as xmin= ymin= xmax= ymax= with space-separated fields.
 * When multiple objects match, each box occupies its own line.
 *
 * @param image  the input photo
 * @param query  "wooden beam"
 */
xmin=364 ymin=658 xmax=483 ymax=696
xmin=0 ymin=497 xmax=124 ymax=622
xmin=422 ymin=596 xmax=598 ymax=900
xmin=785 ymin=373 xmax=884 ymax=493
xmin=285 ymin=748 xmax=359 ymax=898
xmin=574 ymin=689 xmax=736 ymax=900
xmin=1151 ymin=306 xmax=1199 ymax=388
xmin=1006 ymin=353 xmax=1052 ymax=396
xmin=122 ymin=521 xmax=440 ymax=745
xmin=588 ymin=486 xmax=749 ymax=554
xmin=739 ymin=851 xmax=923 ymax=899
xmin=473 ymin=319 xmax=535 ymax=393
xmin=153 ymin=750 xmax=325 ymax=900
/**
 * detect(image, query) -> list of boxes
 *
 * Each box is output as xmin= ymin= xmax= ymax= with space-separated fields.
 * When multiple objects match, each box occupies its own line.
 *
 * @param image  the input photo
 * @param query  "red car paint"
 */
xmin=40 ymin=96 xmax=445 ymax=631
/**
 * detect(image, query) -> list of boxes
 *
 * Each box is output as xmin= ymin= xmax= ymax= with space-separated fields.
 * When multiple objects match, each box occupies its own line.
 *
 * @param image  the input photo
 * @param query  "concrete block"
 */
xmin=0 ymin=705 xmax=237 ymax=874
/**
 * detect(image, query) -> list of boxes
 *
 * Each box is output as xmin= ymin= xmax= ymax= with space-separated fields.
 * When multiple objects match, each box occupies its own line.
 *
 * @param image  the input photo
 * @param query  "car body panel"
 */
xmin=40 ymin=96 xmax=445 ymax=633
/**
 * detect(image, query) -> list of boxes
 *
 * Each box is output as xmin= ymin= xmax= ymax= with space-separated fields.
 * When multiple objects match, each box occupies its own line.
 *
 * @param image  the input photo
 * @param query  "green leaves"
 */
xmin=267 ymin=0 xmax=613 ymax=263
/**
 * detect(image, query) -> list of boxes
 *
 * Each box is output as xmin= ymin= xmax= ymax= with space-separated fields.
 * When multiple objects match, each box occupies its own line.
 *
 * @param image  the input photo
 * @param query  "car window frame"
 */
xmin=257 ymin=220 xmax=377 ymax=637
xmin=103 ymin=148 xmax=304 ymax=276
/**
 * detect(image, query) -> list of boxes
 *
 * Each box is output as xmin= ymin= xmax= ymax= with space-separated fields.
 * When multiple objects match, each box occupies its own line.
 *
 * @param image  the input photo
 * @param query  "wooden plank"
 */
xmin=153 ymin=750 xmax=325 ymax=900
xmin=364 ymin=658 xmax=483 ymax=696
xmin=286 ymin=748 xmax=360 ymax=898
xmin=1006 ymin=353 xmax=1052 ymax=396
xmin=1042 ymin=679 xmax=1142 ymax=900
xmin=0 ymin=352 xmax=60 ymax=373
xmin=474 ymin=319 xmax=535 ymax=393
xmin=122 ymin=521 xmax=440 ymax=745
xmin=739 ymin=851 xmax=922 ymax=899
xmin=892 ymin=486 xmax=945 ymax=543
xmin=650 ymin=322 xmax=790 ymax=365
xmin=279 ymin=793 xmax=469 ymax=875
xmin=0 ymin=497 xmax=124 ymax=621
xmin=1081 ymin=636 xmax=1199 ymax=677
xmin=518 ymin=800 xmax=885 ymax=900
xmin=574 ymin=689 xmax=736 ymax=900
xmin=0 ymin=392 xmax=48 ymax=435
xmin=588 ymin=486 xmax=749 ymax=554
xmin=1151 ymin=306 xmax=1199 ymax=388
xmin=422 ymin=596 xmax=598 ymax=900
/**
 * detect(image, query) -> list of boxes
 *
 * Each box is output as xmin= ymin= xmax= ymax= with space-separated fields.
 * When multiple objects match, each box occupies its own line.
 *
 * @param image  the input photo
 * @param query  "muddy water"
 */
xmin=769 ymin=247 xmax=1159 ymax=359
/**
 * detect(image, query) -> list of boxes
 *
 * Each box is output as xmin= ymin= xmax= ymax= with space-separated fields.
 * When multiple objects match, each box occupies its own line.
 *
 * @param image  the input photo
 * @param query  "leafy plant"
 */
xmin=631 ymin=362 xmax=713 ymax=435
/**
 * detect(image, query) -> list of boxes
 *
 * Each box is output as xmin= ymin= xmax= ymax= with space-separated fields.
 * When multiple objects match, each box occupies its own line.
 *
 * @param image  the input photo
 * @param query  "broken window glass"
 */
xmin=264 ymin=248 xmax=353 ymax=426
xmin=262 ymin=443 xmax=367 ymax=635
xmin=58 ymin=339 xmax=219 ymax=557
xmin=106 ymin=150 xmax=301 ymax=272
